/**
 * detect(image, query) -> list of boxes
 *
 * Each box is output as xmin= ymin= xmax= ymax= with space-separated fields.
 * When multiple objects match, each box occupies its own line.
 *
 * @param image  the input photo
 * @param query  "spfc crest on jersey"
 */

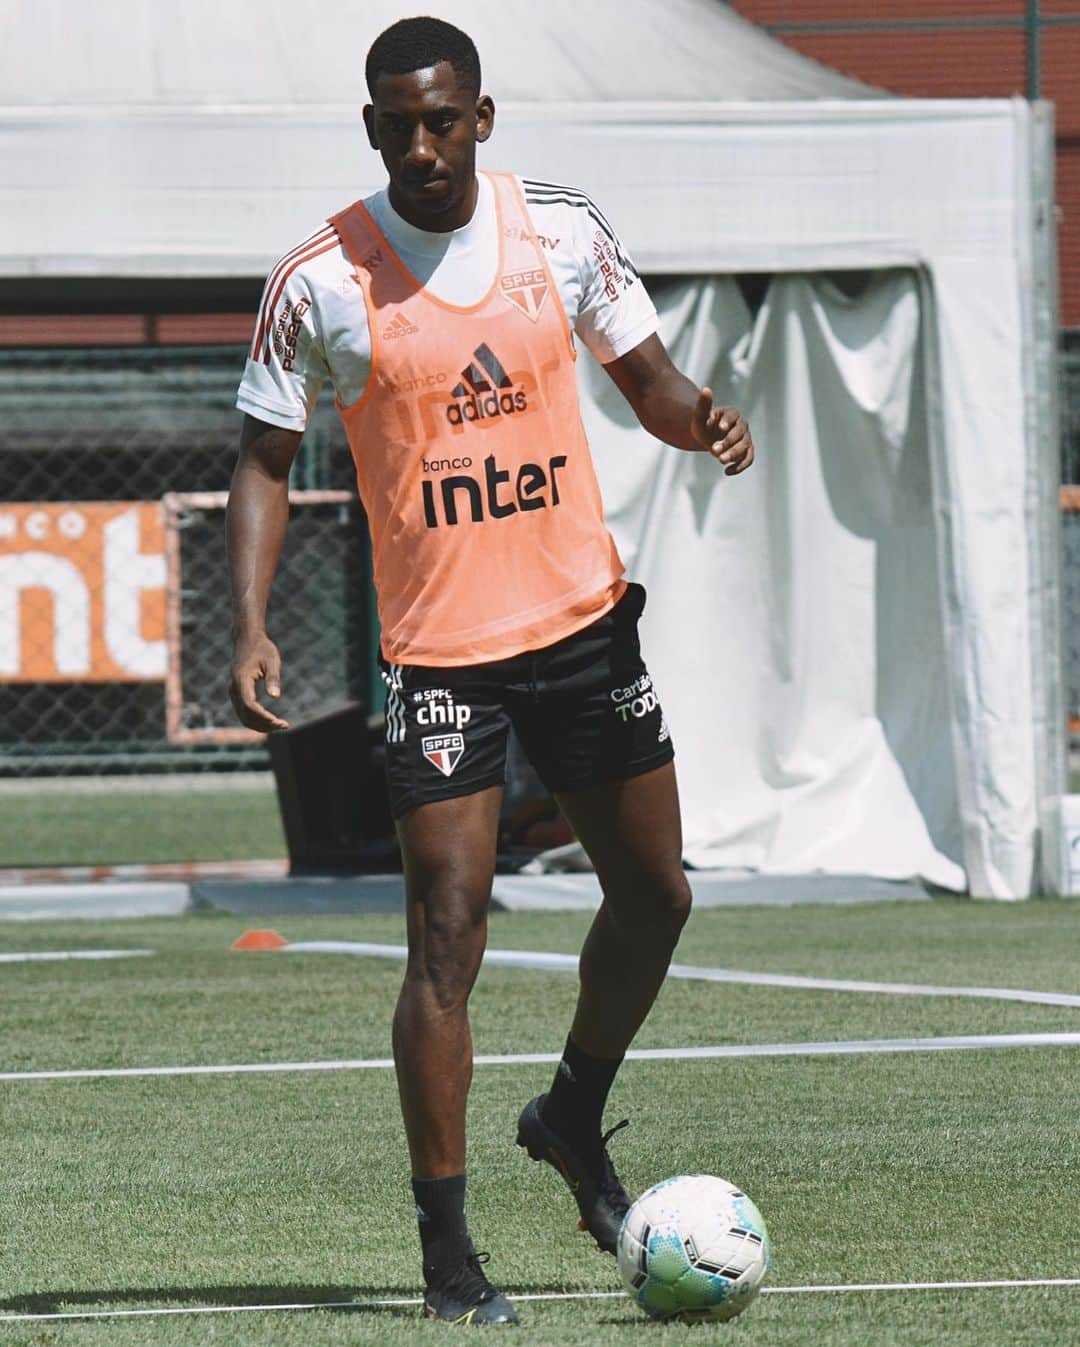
xmin=421 ymin=732 xmax=465 ymax=777
xmin=500 ymin=267 xmax=549 ymax=323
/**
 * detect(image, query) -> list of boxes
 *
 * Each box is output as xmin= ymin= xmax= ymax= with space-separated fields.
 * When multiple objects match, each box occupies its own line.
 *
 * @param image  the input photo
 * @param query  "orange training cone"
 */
xmin=231 ymin=929 xmax=288 ymax=951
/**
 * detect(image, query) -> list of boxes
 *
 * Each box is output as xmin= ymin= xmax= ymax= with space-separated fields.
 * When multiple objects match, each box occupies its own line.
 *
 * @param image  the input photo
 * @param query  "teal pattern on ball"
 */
xmin=673 ymin=1266 xmax=726 ymax=1310
xmin=646 ymin=1227 xmax=691 ymax=1283
xmin=638 ymin=1278 xmax=680 ymax=1318
xmin=732 ymin=1194 xmax=768 ymax=1236
xmin=708 ymin=1273 xmax=735 ymax=1303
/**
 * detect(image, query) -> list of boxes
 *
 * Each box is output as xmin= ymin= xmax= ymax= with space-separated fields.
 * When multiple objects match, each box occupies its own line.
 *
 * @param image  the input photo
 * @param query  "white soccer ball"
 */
xmin=616 ymin=1174 xmax=771 ymax=1323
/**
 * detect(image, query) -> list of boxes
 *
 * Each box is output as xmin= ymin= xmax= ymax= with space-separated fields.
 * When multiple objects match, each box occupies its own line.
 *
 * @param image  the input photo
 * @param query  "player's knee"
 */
xmin=610 ymin=870 xmax=692 ymax=936
xmin=407 ymin=897 xmax=486 ymax=1010
xmin=658 ymin=873 xmax=693 ymax=933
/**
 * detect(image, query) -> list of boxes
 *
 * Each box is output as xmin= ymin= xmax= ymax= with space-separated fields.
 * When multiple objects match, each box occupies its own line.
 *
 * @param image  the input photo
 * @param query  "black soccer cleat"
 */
xmin=515 ymin=1093 xmax=632 ymax=1254
xmin=423 ymin=1251 xmax=519 ymax=1325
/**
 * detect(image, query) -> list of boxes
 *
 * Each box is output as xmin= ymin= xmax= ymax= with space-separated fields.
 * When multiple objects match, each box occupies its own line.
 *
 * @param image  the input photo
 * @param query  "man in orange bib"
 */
xmin=228 ymin=17 xmax=754 ymax=1326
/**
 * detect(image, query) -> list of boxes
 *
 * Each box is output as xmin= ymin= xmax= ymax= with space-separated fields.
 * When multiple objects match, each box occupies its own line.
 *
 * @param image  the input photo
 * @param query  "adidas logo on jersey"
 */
xmin=445 ymin=343 xmax=528 ymax=428
xmin=383 ymin=312 xmax=419 ymax=340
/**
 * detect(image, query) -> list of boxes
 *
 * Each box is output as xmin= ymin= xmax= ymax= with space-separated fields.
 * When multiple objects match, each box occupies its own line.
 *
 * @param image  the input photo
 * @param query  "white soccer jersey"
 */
xmin=236 ymin=173 xmax=658 ymax=431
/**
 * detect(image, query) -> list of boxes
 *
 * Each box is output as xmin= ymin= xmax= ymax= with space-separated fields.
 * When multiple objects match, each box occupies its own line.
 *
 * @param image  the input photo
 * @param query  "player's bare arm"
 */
xmin=605 ymin=332 xmax=755 ymax=475
xmin=226 ymin=414 xmax=303 ymax=732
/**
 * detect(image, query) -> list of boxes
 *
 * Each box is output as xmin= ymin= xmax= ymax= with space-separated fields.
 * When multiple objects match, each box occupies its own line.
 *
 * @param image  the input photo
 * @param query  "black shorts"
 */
xmin=379 ymin=583 xmax=675 ymax=819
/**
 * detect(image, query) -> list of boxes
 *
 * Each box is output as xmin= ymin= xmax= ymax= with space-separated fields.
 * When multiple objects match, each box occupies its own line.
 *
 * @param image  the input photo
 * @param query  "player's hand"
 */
xmin=228 ymin=631 xmax=290 ymax=733
xmin=691 ymin=388 xmax=754 ymax=475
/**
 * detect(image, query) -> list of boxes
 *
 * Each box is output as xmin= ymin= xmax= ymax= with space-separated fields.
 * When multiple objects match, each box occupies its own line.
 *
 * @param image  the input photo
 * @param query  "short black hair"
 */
xmin=365 ymin=17 xmax=481 ymax=99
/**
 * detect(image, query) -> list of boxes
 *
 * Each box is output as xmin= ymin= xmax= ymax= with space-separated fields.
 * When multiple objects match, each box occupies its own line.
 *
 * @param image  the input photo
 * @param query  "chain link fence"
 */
xmin=0 ymin=344 xmax=379 ymax=868
xmin=166 ymin=492 xmax=373 ymax=743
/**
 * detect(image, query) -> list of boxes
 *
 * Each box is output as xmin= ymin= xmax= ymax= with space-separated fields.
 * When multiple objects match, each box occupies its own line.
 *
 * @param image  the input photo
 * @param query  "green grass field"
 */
xmin=1 ymin=900 xmax=1078 ymax=1345
xmin=0 ymin=777 xmax=286 ymax=869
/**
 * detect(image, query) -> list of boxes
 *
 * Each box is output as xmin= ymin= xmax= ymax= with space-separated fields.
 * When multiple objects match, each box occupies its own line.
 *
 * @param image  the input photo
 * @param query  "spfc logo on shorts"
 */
xmin=421 ymin=733 xmax=465 ymax=777
xmin=500 ymin=268 xmax=548 ymax=323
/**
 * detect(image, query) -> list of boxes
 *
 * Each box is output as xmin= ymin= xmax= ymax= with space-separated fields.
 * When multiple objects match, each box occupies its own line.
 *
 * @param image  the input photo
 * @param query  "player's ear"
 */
xmin=475 ymin=95 xmax=495 ymax=144
xmin=363 ymin=104 xmax=379 ymax=150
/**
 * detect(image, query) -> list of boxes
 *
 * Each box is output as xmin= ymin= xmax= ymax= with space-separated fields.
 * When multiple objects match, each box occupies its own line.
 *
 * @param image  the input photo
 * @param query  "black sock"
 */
xmin=540 ymin=1036 xmax=624 ymax=1153
xmin=412 ymin=1174 xmax=472 ymax=1282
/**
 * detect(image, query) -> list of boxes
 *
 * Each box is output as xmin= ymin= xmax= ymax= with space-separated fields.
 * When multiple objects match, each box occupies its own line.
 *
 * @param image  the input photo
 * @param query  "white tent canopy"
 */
xmin=3 ymin=0 xmax=877 ymax=106
xmin=2 ymin=1 xmax=1064 ymax=895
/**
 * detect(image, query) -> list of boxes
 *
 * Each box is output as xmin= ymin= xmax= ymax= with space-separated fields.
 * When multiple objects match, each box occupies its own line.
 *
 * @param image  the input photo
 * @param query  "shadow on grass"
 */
xmin=0 ymin=1281 xmax=590 ymax=1318
xmin=0 ymin=1285 xmax=419 ymax=1318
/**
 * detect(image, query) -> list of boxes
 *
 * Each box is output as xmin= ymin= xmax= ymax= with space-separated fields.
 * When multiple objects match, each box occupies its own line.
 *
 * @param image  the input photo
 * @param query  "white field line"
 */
xmin=4 ymin=1033 xmax=1080 ymax=1084
xmin=0 ymin=949 xmax=153 ymax=964
xmin=284 ymin=941 xmax=1080 ymax=1010
xmin=1 ymin=1278 xmax=1078 ymax=1323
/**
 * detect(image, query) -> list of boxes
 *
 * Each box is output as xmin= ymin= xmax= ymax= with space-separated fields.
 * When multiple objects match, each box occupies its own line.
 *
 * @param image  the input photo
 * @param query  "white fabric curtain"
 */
xmin=579 ymin=272 xmax=966 ymax=890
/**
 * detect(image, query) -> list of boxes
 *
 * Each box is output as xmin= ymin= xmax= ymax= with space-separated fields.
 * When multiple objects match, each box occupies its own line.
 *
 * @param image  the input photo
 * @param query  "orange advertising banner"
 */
xmin=0 ymin=502 xmax=166 ymax=682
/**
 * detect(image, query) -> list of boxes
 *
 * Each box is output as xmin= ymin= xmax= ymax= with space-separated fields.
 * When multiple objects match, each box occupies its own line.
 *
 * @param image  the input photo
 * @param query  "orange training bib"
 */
xmin=329 ymin=172 xmax=626 ymax=666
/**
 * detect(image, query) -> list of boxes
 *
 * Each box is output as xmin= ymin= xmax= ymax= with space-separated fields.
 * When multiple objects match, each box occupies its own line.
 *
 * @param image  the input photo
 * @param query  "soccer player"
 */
xmin=229 ymin=17 xmax=754 ymax=1326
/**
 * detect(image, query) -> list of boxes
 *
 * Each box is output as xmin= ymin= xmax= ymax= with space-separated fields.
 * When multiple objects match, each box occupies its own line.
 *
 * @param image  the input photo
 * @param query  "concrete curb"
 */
xmin=0 ymin=882 xmax=192 ymax=921
xmin=0 ymin=871 xmax=933 ymax=921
